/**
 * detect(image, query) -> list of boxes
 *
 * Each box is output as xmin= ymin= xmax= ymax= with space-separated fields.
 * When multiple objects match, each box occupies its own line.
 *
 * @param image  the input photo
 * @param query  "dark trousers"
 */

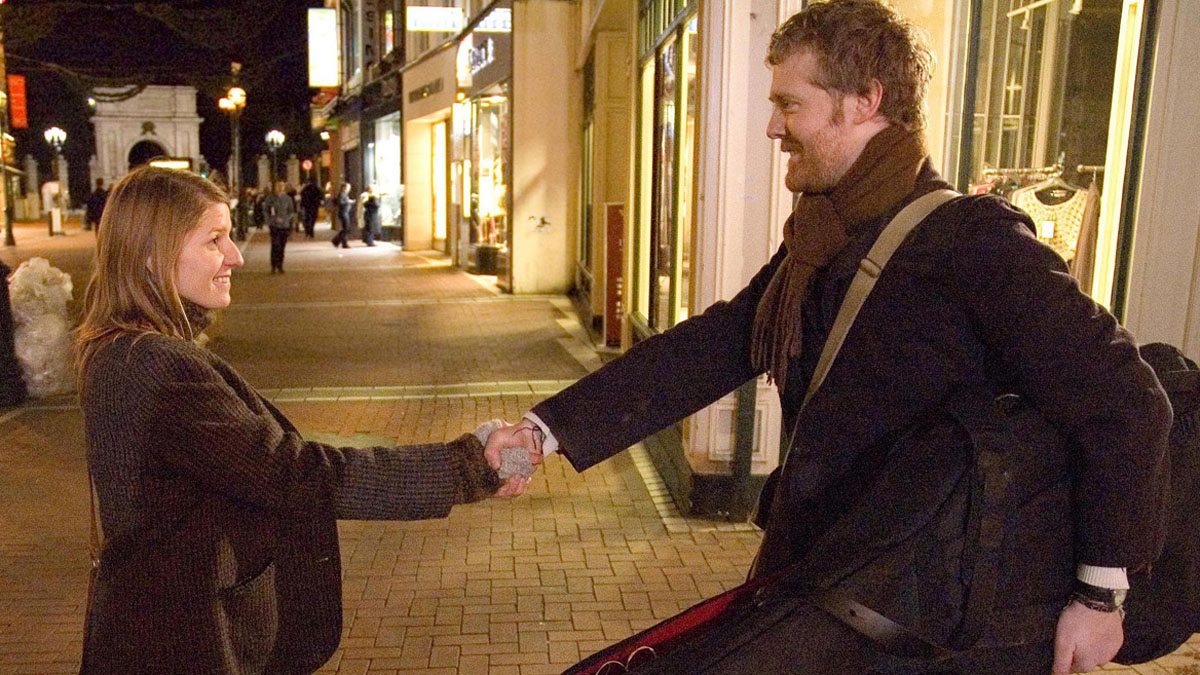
xmin=269 ymin=229 xmax=289 ymax=271
xmin=331 ymin=211 xmax=352 ymax=248
xmin=302 ymin=210 xmax=318 ymax=237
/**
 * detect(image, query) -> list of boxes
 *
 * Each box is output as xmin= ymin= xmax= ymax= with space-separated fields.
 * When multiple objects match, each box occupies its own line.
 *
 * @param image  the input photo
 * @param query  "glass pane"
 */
xmin=675 ymin=15 xmax=699 ymax=323
xmin=636 ymin=60 xmax=655 ymax=320
xmin=650 ymin=35 xmax=678 ymax=333
xmin=963 ymin=0 xmax=1142 ymax=308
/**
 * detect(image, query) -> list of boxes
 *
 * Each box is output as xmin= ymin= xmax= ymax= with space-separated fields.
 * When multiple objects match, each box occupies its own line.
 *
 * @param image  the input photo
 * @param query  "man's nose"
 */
xmin=766 ymin=108 xmax=785 ymax=140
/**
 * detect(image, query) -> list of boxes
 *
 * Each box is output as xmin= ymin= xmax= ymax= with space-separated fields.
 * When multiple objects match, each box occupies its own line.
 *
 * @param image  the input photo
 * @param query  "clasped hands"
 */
xmin=478 ymin=419 xmax=543 ymax=498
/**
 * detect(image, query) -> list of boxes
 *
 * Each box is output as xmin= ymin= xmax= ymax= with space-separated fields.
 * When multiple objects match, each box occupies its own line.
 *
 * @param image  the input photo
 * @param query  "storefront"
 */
xmin=456 ymin=3 xmax=514 ymax=283
xmin=367 ymin=111 xmax=404 ymax=240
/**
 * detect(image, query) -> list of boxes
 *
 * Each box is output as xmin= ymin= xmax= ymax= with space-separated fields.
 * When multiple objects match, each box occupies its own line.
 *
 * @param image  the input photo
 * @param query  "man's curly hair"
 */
xmin=767 ymin=0 xmax=935 ymax=131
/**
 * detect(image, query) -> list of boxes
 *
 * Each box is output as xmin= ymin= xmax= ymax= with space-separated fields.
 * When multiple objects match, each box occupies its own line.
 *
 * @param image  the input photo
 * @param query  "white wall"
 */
xmin=511 ymin=0 xmax=577 ymax=293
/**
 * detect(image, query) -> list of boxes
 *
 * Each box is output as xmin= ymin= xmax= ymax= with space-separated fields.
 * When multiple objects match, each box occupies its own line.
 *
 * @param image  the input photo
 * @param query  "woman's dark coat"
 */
xmin=81 ymin=334 xmax=487 ymax=674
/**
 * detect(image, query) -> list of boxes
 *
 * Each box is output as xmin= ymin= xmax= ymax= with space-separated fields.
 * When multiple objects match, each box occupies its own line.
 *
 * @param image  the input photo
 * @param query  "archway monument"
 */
xmin=90 ymin=85 xmax=203 ymax=187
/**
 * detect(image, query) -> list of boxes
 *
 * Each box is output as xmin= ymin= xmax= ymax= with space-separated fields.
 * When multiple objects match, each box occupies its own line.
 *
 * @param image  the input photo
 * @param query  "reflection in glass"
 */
xmin=650 ymin=35 xmax=678 ymax=333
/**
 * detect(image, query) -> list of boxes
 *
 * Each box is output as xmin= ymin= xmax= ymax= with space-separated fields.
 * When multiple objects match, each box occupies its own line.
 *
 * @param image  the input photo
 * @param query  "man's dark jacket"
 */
xmin=531 ymin=165 xmax=1170 ymax=649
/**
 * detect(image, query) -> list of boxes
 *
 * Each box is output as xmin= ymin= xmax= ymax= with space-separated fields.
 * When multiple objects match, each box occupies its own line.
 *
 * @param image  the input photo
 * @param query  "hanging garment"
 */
xmin=1071 ymin=181 xmax=1102 ymax=295
xmin=1012 ymin=186 xmax=1088 ymax=263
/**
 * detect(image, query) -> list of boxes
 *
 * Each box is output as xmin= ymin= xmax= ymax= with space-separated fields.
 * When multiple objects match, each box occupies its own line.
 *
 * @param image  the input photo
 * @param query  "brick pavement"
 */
xmin=2 ymin=225 xmax=1198 ymax=674
xmin=0 ymin=227 xmax=763 ymax=674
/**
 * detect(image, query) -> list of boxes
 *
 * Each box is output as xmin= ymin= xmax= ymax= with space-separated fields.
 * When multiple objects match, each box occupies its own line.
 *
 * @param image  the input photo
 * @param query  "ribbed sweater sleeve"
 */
xmin=100 ymin=336 xmax=495 ymax=521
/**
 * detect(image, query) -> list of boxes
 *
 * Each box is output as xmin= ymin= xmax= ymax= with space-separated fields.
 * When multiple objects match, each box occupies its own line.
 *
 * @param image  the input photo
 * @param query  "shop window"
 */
xmin=635 ymin=61 xmax=655 ymax=322
xmin=469 ymin=86 xmax=510 ymax=253
xmin=951 ymin=0 xmax=1154 ymax=313
xmin=342 ymin=0 xmax=361 ymax=85
xmin=634 ymin=6 xmax=699 ymax=335
xmin=578 ymin=54 xmax=596 ymax=298
xmin=372 ymin=112 xmax=403 ymax=230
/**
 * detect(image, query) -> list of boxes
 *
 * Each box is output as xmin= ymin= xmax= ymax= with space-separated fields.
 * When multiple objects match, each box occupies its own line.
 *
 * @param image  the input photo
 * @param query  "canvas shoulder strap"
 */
xmin=802 ymin=188 xmax=959 ymax=409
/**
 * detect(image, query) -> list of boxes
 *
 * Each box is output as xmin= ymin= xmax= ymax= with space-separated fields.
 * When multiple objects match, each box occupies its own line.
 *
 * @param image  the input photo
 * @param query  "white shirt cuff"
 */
xmin=1076 ymin=564 xmax=1129 ymax=590
xmin=523 ymin=412 xmax=559 ymax=456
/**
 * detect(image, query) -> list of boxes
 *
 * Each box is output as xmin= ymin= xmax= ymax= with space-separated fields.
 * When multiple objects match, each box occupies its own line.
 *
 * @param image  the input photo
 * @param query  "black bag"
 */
xmin=565 ymin=391 xmax=1074 ymax=675
xmin=1114 ymin=342 xmax=1200 ymax=664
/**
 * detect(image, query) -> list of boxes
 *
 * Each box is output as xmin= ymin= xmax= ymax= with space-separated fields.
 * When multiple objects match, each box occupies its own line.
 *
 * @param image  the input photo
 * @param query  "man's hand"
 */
xmin=1051 ymin=601 xmax=1124 ymax=674
xmin=483 ymin=420 xmax=542 ymax=497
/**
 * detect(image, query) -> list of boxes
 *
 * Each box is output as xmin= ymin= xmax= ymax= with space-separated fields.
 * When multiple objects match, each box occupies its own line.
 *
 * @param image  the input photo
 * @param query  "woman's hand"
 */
xmin=483 ymin=420 xmax=543 ymax=497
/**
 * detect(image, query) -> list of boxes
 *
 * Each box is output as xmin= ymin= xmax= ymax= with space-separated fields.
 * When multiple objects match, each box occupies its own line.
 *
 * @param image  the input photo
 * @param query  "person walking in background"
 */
xmin=73 ymin=166 xmax=539 ymax=674
xmin=265 ymin=181 xmax=295 ymax=274
xmin=251 ymin=187 xmax=266 ymax=231
xmin=361 ymin=185 xmax=381 ymax=247
xmin=234 ymin=187 xmax=253 ymax=241
xmin=331 ymin=182 xmax=352 ymax=249
xmin=300 ymin=180 xmax=323 ymax=239
xmin=85 ymin=178 xmax=109 ymax=233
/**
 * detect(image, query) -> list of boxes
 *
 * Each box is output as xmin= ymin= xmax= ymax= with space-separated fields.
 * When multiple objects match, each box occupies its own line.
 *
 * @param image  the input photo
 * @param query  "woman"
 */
xmin=74 ymin=167 xmax=538 ymax=674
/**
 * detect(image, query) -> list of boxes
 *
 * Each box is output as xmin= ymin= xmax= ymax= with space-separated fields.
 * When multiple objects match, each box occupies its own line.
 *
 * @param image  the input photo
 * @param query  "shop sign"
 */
xmin=407 ymin=6 xmax=464 ymax=33
xmin=7 ymin=75 xmax=26 ymax=129
xmin=408 ymin=77 xmax=444 ymax=104
xmin=363 ymin=3 xmax=379 ymax=67
xmin=457 ymin=30 xmax=511 ymax=94
xmin=307 ymin=8 xmax=340 ymax=87
xmin=477 ymin=8 xmax=512 ymax=33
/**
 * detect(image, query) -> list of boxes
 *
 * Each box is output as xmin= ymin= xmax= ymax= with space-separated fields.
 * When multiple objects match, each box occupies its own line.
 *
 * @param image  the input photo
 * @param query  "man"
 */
xmin=331 ymin=182 xmax=353 ymax=249
xmin=300 ymin=180 xmax=324 ymax=239
xmin=519 ymin=2 xmax=1169 ymax=673
xmin=265 ymin=181 xmax=295 ymax=273
xmin=85 ymin=178 xmax=109 ymax=232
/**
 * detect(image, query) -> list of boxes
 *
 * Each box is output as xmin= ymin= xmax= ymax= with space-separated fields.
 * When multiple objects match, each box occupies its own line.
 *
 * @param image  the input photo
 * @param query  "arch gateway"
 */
xmin=90 ymin=86 xmax=203 ymax=187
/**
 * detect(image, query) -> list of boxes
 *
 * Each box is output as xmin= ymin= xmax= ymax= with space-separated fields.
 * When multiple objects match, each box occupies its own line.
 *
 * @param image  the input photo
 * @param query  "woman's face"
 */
xmin=175 ymin=202 xmax=243 ymax=309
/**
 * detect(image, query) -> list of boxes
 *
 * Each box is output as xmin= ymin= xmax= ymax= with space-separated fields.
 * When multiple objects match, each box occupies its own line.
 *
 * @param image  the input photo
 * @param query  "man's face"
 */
xmin=767 ymin=50 xmax=859 ymax=193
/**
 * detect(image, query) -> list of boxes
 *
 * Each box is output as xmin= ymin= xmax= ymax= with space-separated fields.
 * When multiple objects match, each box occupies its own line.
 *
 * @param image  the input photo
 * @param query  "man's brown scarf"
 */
xmin=750 ymin=125 xmax=928 ymax=385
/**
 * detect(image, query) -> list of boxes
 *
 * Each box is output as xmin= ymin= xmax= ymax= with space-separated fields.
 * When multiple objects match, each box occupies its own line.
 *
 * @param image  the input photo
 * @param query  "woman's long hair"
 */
xmin=73 ymin=166 xmax=228 ymax=384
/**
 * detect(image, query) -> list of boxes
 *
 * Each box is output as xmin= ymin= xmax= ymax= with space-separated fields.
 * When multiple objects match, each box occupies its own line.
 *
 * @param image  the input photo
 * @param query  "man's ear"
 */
xmin=850 ymin=79 xmax=885 ymax=124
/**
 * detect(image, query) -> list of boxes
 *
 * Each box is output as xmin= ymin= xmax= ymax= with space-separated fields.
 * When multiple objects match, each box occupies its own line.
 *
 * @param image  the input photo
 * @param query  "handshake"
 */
xmin=473 ymin=418 xmax=544 ymax=498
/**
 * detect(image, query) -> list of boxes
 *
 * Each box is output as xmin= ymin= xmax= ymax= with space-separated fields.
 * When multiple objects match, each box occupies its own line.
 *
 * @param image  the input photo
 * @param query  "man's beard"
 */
xmin=783 ymin=117 xmax=851 ymax=194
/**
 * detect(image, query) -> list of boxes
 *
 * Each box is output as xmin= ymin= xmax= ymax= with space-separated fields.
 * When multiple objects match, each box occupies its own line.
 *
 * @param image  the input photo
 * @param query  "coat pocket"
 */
xmin=219 ymin=560 xmax=279 ymax=675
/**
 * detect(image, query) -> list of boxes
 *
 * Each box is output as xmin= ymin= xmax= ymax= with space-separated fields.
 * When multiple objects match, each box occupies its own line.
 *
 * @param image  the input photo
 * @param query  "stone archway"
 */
xmin=90 ymin=86 xmax=202 ymax=187
xmin=128 ymin=140 xmax=168 ymax=170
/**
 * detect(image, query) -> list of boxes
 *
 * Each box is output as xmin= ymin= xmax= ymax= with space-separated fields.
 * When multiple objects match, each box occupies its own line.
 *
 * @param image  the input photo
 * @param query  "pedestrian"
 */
xmin=265 ymin=180 xmax=295 ymax=274
xmin=72 ymin=165 xmax=540 ymax=674
xmin=85 ymin=178 xmax=109 ymax=234
xmin=234 ymin=187 xmax=253 ymax=241
xmin=521 ymin=2 xmax=1170 ymax=673
xmin=300 ymin=180 xmax=323 ymax=239
xmin=251 ymin=188 xmax=265 ymax=230
xmin=361 ymin=184 xmax=381 ymax=247
xmin=331 ymin=182 xmax=353 ymax=249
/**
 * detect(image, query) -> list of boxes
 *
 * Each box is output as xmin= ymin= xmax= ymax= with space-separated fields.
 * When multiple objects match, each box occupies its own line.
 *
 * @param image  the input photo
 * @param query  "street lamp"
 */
xmin=219 ymin=85 xmax=246 ymax=237
xmin=43 ymin=127 xmax=67 ymax=236
xmin=265 ymin=129 xmax=285 ymax=184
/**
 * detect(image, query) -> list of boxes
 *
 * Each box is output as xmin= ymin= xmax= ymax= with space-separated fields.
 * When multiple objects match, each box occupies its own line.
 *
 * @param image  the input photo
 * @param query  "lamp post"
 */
xmin=43 ymin=126 xmax=66 ymax=236
xmin=265 ymin=129 xmax=285 ymax=185
xmin=219 ymin=85 xmax=246 ymax=237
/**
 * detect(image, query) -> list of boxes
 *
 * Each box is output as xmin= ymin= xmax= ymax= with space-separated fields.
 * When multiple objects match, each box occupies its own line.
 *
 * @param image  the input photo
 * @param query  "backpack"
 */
xmin=1115 ymin=342 xmax=1200 ymax=664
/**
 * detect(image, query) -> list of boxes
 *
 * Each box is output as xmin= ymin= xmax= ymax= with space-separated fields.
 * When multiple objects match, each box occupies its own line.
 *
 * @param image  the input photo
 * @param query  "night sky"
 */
xmin=3 ymin=0 xmax=324 ymax=201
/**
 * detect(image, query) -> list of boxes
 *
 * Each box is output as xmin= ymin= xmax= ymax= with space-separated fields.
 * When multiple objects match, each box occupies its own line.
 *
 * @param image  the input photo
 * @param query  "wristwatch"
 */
xmin=1071 ymin=580 xmax=1127 ymax=614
